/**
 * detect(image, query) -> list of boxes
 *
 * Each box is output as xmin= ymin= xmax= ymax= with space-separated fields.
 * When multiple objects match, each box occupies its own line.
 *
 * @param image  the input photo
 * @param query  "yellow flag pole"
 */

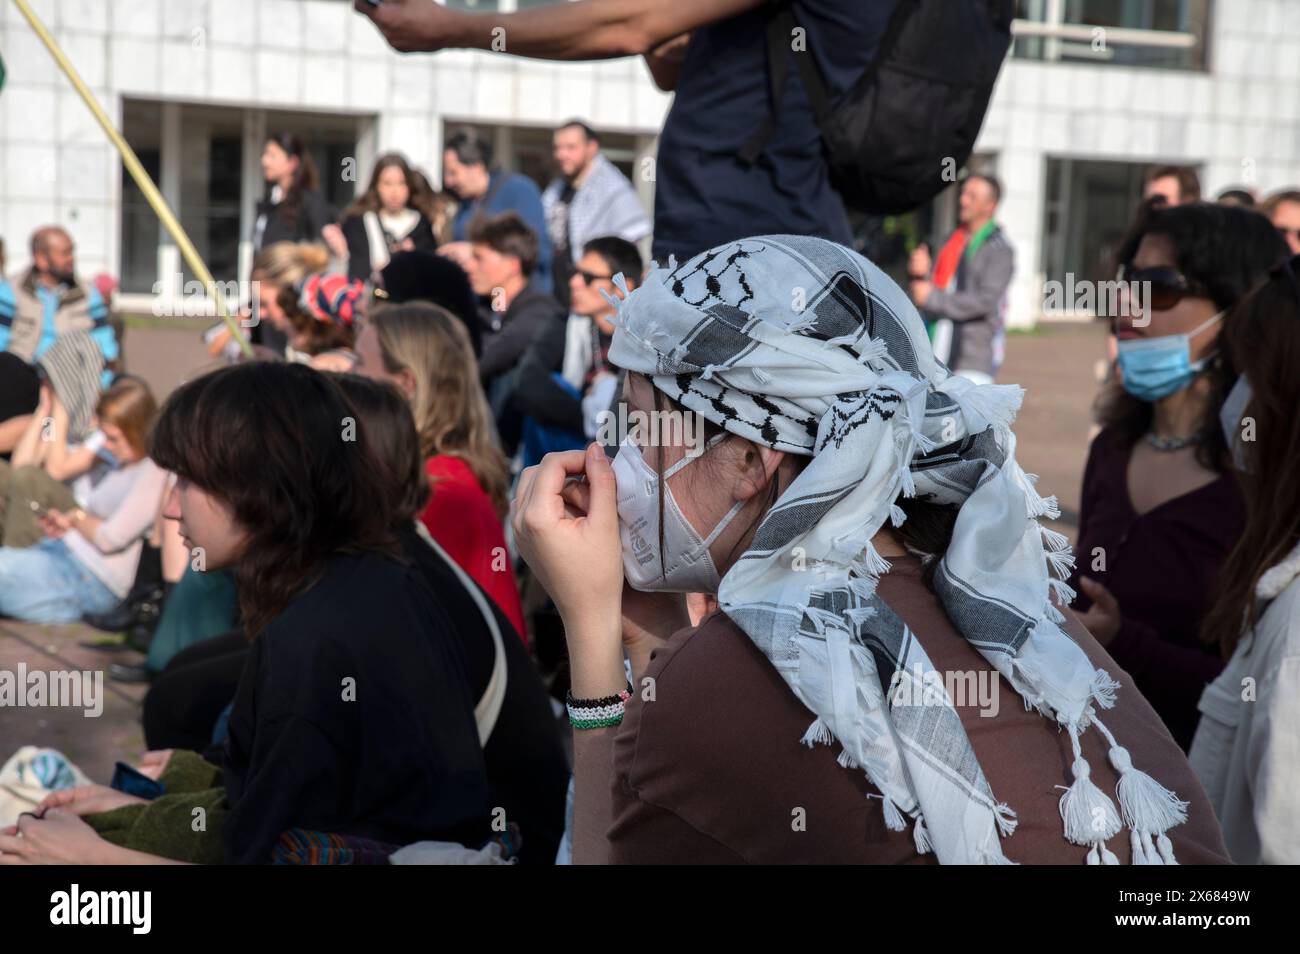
xmin=12 ymin=0 xmax=253 ymax=357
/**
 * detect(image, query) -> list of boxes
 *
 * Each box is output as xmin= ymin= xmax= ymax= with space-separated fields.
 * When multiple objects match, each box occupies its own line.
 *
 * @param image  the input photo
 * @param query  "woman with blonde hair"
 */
xmin=354 ymin=301 xmax=525 ymax=639
xmin=204 ymin=242 xmax=329 ymax=360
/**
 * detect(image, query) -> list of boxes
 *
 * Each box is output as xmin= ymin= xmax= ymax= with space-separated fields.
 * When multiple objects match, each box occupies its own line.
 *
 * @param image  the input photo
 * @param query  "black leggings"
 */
xmin=142 ymin=630 xmax=249 ymax=752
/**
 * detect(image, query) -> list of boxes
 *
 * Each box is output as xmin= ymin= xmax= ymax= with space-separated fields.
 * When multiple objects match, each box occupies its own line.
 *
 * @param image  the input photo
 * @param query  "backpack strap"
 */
xmin=737 ymin=3 xmax=797 ymax=166
xmin=414 ymin=520 xmax=508 ymax=745
xmin=738 ymin=0 xmax=920 ymax=165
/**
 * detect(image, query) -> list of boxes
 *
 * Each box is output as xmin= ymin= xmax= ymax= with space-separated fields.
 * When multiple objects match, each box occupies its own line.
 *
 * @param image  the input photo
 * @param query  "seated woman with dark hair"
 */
xmin=0 ymin=363 xmax=491 ymax=864
xmin=330 ymin=374 xmax=570 ymax=864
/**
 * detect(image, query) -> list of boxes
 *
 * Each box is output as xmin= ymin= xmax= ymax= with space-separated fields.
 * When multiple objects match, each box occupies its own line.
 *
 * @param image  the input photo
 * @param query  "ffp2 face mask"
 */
xmin=611 ymin=435 xmax=744 ymax=593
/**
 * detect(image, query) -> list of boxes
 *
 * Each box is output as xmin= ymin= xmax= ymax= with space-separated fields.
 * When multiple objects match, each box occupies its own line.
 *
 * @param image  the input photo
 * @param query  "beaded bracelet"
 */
xmin=567 ymin=685 xmax=633 ymax=730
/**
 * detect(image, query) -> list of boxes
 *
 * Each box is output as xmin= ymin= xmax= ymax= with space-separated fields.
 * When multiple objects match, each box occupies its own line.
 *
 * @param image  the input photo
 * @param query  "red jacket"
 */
xmin=419 ymin=455 xmax=527 ymax=643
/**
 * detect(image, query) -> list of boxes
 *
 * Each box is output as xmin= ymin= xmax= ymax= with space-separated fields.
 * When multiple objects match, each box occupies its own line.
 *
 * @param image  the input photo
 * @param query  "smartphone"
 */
xmin=111 ymin=761 xmax=166 ymax=801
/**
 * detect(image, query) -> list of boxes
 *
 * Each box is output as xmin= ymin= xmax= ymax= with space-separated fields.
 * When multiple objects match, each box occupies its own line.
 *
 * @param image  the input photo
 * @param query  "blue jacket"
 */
xmin=452 ymin=171 xmax=553 ymax=294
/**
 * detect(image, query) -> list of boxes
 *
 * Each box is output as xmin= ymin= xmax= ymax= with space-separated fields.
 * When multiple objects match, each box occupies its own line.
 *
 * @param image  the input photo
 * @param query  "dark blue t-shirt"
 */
xmin=653 ymin=0 xmax=898 ymax=262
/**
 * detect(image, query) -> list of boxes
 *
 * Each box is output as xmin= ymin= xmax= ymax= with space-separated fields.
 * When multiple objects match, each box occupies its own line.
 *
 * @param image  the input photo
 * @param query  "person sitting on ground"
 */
xmin=1262 ymin=188 xmax=1300 ymax=256
xmin=353 ymin=302 xmax=525 ymax=640
xmin=0 ymin=376 xmax=164 ymax=624
xmin=0 ymin=335 xmax=117 ymax=548
xmin=372 ymin=248 xmax=482 ymax=356
xmin=278 ymin=273 xmax=366 ymax=372
xmin=465 ymin=212 xmax=566 ymax=453
xmin=0 ymin=227 xmax=118 ymax=452
xmin=205 ymin=242 xmax=329 ymax=362
xmin=512 ymin=234 xmax=1229 ymax=865
xmin=332 ymin=373 xmax=569 ymax=864
xmin=0 ymin=363 xmax=493 ymax=865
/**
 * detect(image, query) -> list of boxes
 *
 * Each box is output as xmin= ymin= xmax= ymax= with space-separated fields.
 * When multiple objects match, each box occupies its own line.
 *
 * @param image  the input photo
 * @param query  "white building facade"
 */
xmin=1 ymin=0 xmax=1297 ymax=324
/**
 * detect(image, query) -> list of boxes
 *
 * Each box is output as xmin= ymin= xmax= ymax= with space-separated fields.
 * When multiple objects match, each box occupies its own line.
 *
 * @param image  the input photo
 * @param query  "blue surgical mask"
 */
xmin=1116 ymin=310 xmax=1224 ymax=402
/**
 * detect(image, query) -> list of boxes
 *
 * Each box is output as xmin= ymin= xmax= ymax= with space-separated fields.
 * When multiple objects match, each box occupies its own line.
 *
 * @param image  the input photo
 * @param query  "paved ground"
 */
xmin=0 ymin=318 xmax=1108 ymax=781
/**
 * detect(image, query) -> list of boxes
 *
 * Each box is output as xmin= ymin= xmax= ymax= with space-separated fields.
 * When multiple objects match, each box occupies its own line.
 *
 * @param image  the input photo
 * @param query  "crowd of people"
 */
xmin=0 ymin=0 xmax=1298 ymax=868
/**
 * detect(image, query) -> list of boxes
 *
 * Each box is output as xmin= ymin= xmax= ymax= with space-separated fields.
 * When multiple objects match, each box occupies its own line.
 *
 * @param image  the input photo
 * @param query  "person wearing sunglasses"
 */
xmin=1068 ymin=202 xmax=1288 ymax=751
xmin=1190 ymin=253 xmax=1300 ymax=863
xmin=510 ymin=237 xmax=644 ymax=464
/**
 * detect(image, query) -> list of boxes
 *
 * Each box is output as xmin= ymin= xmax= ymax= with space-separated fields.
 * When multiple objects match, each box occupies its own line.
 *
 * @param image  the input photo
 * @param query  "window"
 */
xmin=1014 ymin=0 xmax=1212 ymax=71
xmin=1039 ymin=157 xmax=1195 ymax=316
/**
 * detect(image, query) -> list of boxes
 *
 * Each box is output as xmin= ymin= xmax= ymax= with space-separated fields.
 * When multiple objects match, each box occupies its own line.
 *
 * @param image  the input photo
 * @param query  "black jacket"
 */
xmin=255 ymin=189 xmax=334 ymax=250
xmin=397 ymin=526 xmax=570 ymax=864
xmin=221 ymin=551 xmax=490 ymax=863
xmin=478 ymin=285 xmax=565 ymax=385
xmin=512 ymin=312 xmax=584 ymax=435
xmin=341 ymin=211 xmax=437 ymax=282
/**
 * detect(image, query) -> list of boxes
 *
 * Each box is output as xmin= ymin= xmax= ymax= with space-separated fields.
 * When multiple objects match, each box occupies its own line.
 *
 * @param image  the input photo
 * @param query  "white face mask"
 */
xmin=611 ymin=434 xmax=745 ymax=593
xmin=1219 ymin=374 xmax=1253 ymax=471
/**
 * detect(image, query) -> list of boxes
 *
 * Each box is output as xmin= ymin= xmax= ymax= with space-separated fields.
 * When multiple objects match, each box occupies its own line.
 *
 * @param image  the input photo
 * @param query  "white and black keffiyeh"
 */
xmin=606 ymin=235 xmax=1189 ymax=865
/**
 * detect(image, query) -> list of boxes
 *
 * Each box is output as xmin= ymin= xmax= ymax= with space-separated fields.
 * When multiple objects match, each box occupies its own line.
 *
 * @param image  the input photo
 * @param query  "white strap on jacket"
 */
xmin=413 ymin=521 xmax=507 ymax=745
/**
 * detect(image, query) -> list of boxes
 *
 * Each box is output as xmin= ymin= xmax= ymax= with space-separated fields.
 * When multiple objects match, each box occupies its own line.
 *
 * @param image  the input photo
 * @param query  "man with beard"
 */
xmin=0 ymin=227 xmax=118 ymax=453
xmin=541 ymin=121 xmax=649 ymax=310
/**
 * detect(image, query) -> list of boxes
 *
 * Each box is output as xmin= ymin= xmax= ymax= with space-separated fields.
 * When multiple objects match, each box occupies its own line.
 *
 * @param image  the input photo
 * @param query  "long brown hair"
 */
xmin=367 ymin=303 xmax=511 ymax=518
xmin=150 ymin=363 xmax=397 ymax=637
xmin=1201 ymin=262 xmax=1300 ymax=655
xmin=330 ymin=373 xmax=430 ymax=524
xmin=264 ymin=132 xmax=320 ymax=230
xmin=343 ymin=153 xmax=436 ymax=222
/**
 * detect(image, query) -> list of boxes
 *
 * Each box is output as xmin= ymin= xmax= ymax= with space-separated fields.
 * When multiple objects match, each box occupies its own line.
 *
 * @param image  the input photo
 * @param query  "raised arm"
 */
xmin=354 ymin=0 xmax=763 ymax=60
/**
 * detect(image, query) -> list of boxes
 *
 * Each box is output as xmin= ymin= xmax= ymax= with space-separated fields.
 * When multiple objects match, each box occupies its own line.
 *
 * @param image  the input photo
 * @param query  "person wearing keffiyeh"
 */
xmin=511 ymin=234 xmax=1230 ymax=865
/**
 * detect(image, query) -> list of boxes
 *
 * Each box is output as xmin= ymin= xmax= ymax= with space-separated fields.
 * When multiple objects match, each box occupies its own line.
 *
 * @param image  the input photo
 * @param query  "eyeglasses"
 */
xmin=574 ymin=269 xmax=614 ymax=286
xmin=1118 ymin=263 xmax=1209 ymax=312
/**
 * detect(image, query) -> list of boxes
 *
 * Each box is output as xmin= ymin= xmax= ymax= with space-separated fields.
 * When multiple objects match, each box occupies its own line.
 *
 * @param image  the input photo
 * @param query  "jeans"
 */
xmin=0 ymin=538 xmax=118 ymax=624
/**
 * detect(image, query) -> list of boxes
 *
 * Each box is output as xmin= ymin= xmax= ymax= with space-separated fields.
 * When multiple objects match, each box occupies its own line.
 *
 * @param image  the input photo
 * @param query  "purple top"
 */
xmin=1068 ymin=427 xmax=1244 ymax=751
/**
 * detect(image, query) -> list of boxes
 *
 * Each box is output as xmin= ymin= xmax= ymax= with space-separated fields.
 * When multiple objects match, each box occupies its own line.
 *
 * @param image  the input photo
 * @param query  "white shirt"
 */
xmin=1189 ymin=540 xmax=1300 ymax=863
xmin=62 ymin=457 xmax=169 ymax=598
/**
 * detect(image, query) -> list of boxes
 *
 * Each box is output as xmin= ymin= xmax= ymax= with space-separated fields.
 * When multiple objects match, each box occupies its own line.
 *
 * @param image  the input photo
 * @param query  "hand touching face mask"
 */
xmin=611 ymin=435 xmax=745 ymax=593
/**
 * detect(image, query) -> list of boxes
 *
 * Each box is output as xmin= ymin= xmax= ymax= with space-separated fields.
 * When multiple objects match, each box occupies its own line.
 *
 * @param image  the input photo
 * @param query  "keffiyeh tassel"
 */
xmin=800 ymin=716 xmax=834 ymax=747
xmin=1058 ymin=728 xmax=1123 ymax=864
xmin=1016 ymin=469 xmax=1062 ymax=520
xmin=1098 ymin=721 xmax=1188 ymax=865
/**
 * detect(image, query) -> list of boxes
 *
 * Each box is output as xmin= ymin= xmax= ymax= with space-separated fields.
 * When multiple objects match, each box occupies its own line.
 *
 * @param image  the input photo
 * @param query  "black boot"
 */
xmin=81 ymin=582 xmax=165 ymax=633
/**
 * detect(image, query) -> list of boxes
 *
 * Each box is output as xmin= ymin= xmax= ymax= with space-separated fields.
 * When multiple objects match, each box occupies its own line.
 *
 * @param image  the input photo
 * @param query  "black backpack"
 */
xmin=739 ymin=0 xmax=1014 ymax=216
